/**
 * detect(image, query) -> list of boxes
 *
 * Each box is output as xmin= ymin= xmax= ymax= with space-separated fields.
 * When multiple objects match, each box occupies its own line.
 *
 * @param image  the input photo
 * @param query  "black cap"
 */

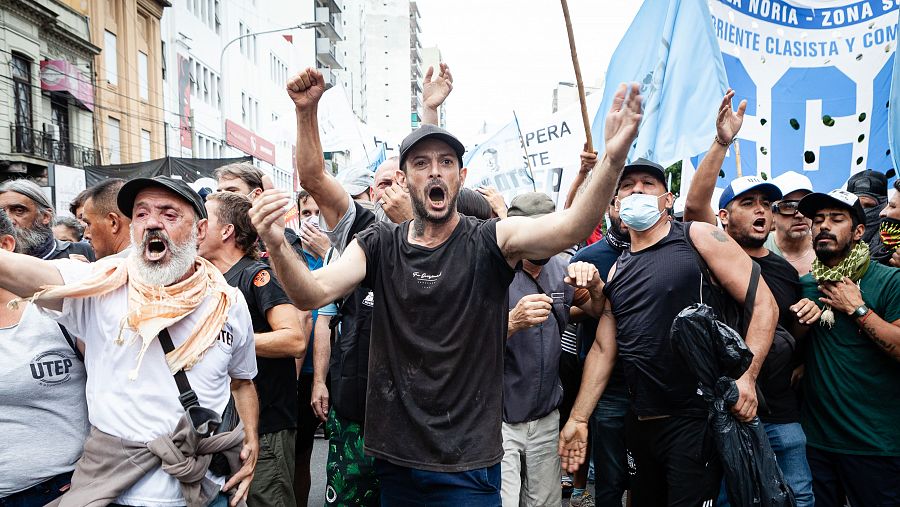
xmin=117 ymin=176 xmax=208 ymax=220
xmin=620 ymin=158 xmax=667 ymax=190
xmin=847 ymin=170 xmax=888 ymax=200
xmin=399 ymin=124 xmax=466 ymax=169
xmin=798 ymin=189 xmax=866 ymax=224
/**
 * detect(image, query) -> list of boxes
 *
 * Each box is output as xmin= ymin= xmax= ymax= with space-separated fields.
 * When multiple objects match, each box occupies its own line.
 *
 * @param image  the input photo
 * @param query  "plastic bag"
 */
xmin=671 ymin=303 xmax=795 ymax=507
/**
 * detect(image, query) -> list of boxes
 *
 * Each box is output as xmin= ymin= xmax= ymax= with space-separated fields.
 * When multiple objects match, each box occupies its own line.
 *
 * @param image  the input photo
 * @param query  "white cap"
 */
xmin=772 ymin=171 xmax=813 ymax=198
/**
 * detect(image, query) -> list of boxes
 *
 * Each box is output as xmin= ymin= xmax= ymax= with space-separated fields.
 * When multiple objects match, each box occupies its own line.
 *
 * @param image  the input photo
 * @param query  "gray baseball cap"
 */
xmin=338 ymin=168 xmax=374 ymax=197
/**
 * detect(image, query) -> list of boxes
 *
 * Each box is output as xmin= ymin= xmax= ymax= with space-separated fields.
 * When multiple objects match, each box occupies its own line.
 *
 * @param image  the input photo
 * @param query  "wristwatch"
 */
xmin=851 ymin=304 xmax=870 ymax=318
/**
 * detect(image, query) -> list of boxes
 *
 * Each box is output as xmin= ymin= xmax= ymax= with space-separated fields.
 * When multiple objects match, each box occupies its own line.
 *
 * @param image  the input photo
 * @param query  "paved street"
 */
xmin=307 ymin=435 xmax=328 ymax=506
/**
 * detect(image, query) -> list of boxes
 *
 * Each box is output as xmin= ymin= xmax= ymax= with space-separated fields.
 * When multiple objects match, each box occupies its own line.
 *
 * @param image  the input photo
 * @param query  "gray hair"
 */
xmin=214 ymin=162 xmax=264 ymax=191
xmin=54 ymin=215 xmax=85 ymax=241
xmin=0 ymin=178 xmax=55 ymax=224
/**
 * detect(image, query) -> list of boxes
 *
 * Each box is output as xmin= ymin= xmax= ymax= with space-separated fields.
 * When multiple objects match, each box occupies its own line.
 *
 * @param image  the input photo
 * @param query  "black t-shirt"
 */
xmin=224 ymin=256 xmax=296 ymax=435
xmin=754 ymin=251 xmax=802 ymax=423
xmin=329 ymin=202 xmax=377 ymax=422
xmin=604 ymin=221 xmax=707 ymax=417
xmin=356 ymin=216 xmax=515 ymax=472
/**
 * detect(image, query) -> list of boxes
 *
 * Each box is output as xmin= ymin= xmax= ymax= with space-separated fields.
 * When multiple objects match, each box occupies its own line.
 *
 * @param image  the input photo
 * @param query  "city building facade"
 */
xmin=89 ymin=0 xmax=169 ymax=165
xmin=159 ymin=0 xmax=323 ymax=192
xmin=0 ymin=0 xmax=100 ymax=180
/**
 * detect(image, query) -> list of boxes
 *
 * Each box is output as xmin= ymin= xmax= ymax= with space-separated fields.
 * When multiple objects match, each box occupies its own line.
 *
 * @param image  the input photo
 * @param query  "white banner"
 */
xmin=52 ymin=164 xmax=86 ymax=217
xmin=706 ymin=0 xmax=899 ymax=192
xmin=463 ymin=93 xmax=603 ymax=209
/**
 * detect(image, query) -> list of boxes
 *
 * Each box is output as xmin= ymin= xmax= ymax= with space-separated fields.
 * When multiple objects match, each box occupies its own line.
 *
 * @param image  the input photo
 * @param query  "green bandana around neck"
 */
xmin=811 ymin=241 xmax=871 ymax=328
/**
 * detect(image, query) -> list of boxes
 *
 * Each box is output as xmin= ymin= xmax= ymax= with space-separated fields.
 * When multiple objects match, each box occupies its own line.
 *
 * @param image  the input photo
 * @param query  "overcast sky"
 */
xmin=415 ymin=1 xmax=642 ymax=141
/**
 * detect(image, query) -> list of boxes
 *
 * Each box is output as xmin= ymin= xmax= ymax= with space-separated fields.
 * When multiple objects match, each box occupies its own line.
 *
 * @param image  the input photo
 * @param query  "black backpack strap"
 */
xmin=741 ymin=261 xmax=761 ymax=337
xmin=518 ymin=268 xmax=566 ymax=337
xmin=158 ymin=328 xmax=200 ymax=410
xmin=58 ymin=324 xmax=84 ymax=362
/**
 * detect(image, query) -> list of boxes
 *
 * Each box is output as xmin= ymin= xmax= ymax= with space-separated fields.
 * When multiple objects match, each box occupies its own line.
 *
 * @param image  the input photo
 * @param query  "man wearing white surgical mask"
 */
xmin=560 ymin=160 xmax=778 ymax=506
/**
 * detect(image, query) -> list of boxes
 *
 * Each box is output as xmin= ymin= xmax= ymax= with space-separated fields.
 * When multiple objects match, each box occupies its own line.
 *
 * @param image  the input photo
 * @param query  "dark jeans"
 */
xmin=590 ymin=385 xmax=629 ymax=507
xmin=375 ymin=459 xmax=501 ymax=506
xmin=626 ymin=415 xmax=721 ymax=507
xmin=807 ymin=445 xmax=900 ymax=507
xmin=0 ymin=472 xmax=72 ymax=507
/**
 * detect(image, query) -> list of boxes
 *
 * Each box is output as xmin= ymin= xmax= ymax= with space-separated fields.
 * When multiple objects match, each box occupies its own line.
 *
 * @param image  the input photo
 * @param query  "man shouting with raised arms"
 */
xmin=250 ymin=80 xmax=642 ymax=505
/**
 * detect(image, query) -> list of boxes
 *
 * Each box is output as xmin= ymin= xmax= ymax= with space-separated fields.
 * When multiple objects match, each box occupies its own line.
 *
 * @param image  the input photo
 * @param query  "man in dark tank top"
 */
xmin=559 ymin=159 xmax=779 ymax=507
xmin=252 ymin=72 xmax=645 ymax=505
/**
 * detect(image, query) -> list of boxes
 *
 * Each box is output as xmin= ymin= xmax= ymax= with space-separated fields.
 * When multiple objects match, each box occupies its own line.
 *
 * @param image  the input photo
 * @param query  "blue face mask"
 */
xmin=618 ymin=193 xmax=665 ymax=232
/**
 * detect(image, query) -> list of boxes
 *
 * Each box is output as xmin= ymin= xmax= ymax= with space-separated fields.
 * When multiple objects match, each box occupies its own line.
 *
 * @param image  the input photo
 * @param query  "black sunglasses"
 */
xmin=772 ymin=200 xmax=800 ymax=216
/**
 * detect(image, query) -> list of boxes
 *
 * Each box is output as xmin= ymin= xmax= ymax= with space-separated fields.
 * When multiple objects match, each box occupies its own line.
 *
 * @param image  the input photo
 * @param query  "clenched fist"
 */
xmin=287 ymin=68 xmax=325 ymax=110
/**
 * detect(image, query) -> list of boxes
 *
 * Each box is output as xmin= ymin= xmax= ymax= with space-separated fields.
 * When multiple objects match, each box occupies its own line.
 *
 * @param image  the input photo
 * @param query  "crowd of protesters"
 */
xmin=0 ymin=62 xmax=898 ymax=507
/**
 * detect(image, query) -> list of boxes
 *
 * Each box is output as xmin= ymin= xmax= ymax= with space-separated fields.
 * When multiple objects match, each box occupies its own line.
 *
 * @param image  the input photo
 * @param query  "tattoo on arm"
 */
xmin=576 ymin=170 xmax=594 ymax=197
xmin=711 ymin=229 xmax=729 ymax=243
xmin=861 ymin=321 xmax=897 ymax=354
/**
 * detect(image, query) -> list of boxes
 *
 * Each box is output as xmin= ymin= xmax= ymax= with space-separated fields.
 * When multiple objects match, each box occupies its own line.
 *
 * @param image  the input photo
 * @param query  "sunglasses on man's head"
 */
xmin=772 ymin=200 xmax=800 ymax=216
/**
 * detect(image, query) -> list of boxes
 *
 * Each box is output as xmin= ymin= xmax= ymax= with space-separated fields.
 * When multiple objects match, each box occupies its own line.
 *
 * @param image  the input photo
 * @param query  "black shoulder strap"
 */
xmin=519 ymin=268 xmax=566 ymax=337
xmin=58 ymin=324 xmax=84 ymax=362
xmin=683 ymin=221 xmax=762 ymax=333
xmin=224 ymin=256 xmax=259 ymax=286
xmin=742 ymin=261 xmax=761 ymax=337
xmin=158 ymin=328 xmax=200 ymax=410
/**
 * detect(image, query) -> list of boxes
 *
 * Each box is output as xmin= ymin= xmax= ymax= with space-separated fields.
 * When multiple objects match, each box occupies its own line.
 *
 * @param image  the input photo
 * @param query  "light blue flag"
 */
xmin=591 ymin=0 xmax=727 ymax=166
xmin=890 ymin=11 xmax=900 ymax=177
xmin=367 ymin=142 xmax=387 ymax=172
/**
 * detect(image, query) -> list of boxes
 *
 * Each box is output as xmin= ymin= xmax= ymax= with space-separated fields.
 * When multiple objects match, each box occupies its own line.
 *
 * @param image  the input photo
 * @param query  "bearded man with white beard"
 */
xmin=0 ymin=178 xmax=95 ymax=261
xmin=0 ymin=176 xmax=259 ymax=507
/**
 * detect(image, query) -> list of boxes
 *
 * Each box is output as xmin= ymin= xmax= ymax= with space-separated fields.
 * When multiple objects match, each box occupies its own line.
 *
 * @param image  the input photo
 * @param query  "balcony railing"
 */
xmin=10 ymin=124 xmax=100 ymax=168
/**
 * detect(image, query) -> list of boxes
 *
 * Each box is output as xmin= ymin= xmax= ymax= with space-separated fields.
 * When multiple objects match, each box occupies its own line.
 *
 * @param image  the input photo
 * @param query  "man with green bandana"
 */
xmin=796 ymin=188 xmax=900 ymax=507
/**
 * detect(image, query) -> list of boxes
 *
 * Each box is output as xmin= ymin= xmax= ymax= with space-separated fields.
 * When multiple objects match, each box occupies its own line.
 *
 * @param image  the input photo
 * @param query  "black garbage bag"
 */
xmin=671 ymin=303 xmax=795 ymax=507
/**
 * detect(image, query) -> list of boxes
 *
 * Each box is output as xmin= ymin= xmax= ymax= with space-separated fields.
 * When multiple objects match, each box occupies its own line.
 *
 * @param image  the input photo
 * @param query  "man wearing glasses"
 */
xmin=766 ymin=171 xmax=816 ymax=276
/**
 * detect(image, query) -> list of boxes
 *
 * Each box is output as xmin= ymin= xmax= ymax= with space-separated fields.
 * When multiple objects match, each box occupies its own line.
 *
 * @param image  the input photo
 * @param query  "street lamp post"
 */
xmin=218 ymin=21 xmax=325 ymax=155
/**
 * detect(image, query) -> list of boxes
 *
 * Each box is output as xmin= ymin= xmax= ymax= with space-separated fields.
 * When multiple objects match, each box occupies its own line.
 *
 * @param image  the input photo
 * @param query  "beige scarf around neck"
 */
xmin=9 ymin=255 xmax=235 ymax=380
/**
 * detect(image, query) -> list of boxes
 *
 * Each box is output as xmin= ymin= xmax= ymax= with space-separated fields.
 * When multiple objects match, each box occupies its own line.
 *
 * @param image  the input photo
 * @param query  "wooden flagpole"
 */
xmin=560 ymin=0 xmax=593 ymax=151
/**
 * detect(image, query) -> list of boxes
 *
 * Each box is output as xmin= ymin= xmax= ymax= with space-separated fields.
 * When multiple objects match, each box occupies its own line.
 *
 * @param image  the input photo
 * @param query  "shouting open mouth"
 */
xmin=427 ymin=184 xmax=447 ymax=210
xmin=144 ymin=233 xmax=169 ymax=262
xmin=751 ymin=217 xmax=768 ymax=234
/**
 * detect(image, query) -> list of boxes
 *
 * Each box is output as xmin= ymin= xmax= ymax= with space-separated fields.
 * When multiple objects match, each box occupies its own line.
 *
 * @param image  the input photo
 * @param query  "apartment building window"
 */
xmin=216 ymin=76 xmax=222 ymax=109
xmin=138 ymin=51 xmax=149 ymax=100
xmin=161 ymin=41 xmax=167 ymax=80
xmin=11 ymin=54 xmax=32 ymax=130
xmin=214 ymin=1 xmax=221 ymax=34
xmin=141 ymin=129 xmax=151 ymax=161
xmin=239 ymin=22 xmax=245 ymax=53
xmin=241 ymin=92 xmax=247 ymax=124
xmin=203 ymin=67 xmax=209 ymax=102
xmin=104 ymin=31 xmax=118 ymax=84
xmin=107 ymin=117 xmax=121 ymax=164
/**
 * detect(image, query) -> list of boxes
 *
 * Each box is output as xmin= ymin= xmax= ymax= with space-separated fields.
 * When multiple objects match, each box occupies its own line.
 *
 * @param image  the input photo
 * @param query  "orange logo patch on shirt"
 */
xmin=253 ymin=270 xmax=271 ymax=287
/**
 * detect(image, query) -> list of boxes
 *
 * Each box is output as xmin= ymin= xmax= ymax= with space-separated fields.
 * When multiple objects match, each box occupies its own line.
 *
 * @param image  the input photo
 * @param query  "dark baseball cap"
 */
xmin=847 ymin=170 xmax=888 ymax=200
xmin=620 ymin=158 xmax=667 ymax=190
xmin=117 ymin=176 xmax=208 ymax=220
xmin=399 ymin=124 xmax=466 ymax=169
xmin=798 ymin=189 xmax=866 ymax=224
